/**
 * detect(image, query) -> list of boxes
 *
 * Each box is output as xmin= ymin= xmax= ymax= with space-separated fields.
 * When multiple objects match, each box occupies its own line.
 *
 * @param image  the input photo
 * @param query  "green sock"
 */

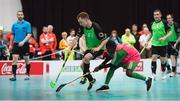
xmin=105 ymin=67 xmax=116 ymax=85
xmin=131 ymin=72 xmax=146 ymax=81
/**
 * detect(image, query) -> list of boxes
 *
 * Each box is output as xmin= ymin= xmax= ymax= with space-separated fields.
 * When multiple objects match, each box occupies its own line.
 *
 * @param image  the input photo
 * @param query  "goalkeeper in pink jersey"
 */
xmin=94 ymin=40 xmax=152 ymax=92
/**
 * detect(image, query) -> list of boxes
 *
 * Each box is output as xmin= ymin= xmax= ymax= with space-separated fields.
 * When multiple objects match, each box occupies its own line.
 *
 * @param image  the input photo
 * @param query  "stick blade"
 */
xmin=56 ymin=83 xmax=67 ymax=92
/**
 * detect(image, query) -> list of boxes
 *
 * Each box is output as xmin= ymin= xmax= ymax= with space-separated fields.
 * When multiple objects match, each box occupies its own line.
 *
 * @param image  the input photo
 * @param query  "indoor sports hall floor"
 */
xmin=0 ymin=72 xmax=180 ymax=100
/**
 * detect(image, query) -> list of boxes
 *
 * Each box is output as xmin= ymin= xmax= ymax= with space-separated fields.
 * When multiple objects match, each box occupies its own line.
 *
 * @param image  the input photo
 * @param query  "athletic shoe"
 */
xmin=166 ymin=69 xmax=171 ymax=74
xmin=87 ymin=78 xmax=96 ymax=90
xmin=80 ymin=77 xmax=87 ymax=84
xmin=169 ymin=72 xmax=176 ymax=77
xmin=96 ymin=85 xmax=110 ymax=92
xmin=152 ymin=73 xmax=156 ymax=80
xmin=146 ymin=77 xmax=152 ymax=91
xmin=9 ymin=76 xmax=16 ymax=81
xmin=24 ymin=75 xmax=30 ymax=80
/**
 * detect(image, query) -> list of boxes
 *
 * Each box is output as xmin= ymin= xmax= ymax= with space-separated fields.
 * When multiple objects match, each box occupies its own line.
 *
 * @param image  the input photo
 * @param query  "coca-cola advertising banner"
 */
xmin=0 ymin=62 xmax=44 ymax=75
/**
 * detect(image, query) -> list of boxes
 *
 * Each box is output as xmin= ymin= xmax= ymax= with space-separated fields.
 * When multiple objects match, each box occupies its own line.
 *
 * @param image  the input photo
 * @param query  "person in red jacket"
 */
xmin=48 ymin=25 xmax=57 ymax=59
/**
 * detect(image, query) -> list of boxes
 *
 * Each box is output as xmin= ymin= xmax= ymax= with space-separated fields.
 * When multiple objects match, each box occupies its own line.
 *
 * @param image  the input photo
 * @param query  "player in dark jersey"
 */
xmin=72 ymin=12 xmax=107 ymax=90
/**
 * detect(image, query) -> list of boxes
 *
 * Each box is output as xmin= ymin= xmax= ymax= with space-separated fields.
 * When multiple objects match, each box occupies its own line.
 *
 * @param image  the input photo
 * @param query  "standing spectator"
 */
xmin=39 ymin=26 xmax=54 ymax=60
xmin=121 ymin=28 xmax=136 ymax=47
xmin=9 ymin=11 xmax=32 ymax=81
xmin=48 ymin=25 xmax=57 ymax=59
xmin=150 ymin=9 xmax=172 ymax=79
xmin=132 ymin=24 xmax=140 ymax=51
xmin=139 ymin=28 xmax=151 ymax=58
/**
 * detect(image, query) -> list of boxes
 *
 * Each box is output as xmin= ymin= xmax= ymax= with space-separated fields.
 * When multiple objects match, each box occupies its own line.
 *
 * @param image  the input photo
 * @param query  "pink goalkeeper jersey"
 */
xmin=116 ymin=44 xmax=141 ymax=64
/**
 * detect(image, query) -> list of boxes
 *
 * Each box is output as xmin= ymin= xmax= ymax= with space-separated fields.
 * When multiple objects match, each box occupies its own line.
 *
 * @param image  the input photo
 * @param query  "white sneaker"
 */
xmin=24 ymin=75 xmax=30 ymax=80
xmin=169 ymin=72 xmax=176 ymax=77
xmin=152 ymin=73 xmax=156 ymax=80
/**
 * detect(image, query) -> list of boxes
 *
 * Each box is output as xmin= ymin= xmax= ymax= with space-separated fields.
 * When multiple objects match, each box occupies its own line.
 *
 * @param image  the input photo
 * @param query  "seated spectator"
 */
xmin=108 ymin=29 xmax=122 ymax=44
xmin=139 ymin=28 xmax=152 ymax=58
xmin=132 ymin=24 xmax=140 ymax=51
xmin=138 ymin=23 xmax=151 ymax=35
xmin=121 ymin=28 xmax=136 ymax=47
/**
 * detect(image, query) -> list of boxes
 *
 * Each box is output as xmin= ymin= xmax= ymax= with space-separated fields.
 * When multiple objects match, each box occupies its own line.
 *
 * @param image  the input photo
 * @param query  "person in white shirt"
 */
xmin=139 ymin=28 xmax=151 ymax=58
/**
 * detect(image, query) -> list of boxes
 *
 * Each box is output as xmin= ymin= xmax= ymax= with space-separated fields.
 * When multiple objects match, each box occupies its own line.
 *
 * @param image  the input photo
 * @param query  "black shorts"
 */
xmin=12 ymin=43 xmax=29 ymax=57
xmin=167 ymin=42 xmax=179 ymax=56
xmin=152 ymin=45 xmax=167 ymax=57
xmin=84 ymin=49 xmax=104 ymax=59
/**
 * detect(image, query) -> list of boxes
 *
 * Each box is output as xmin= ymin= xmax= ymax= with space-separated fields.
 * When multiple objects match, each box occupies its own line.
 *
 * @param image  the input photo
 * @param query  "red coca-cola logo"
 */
xmin=1 ymin=63 xmax=12 ymax=74
xmin=1 ymin=63 xmax=26 ymax=75
xmin=0 ymin=61 xmax=44 ymax=75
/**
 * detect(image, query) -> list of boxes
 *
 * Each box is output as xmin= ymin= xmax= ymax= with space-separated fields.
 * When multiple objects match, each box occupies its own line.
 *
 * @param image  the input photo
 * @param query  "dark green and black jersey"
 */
xmin=167 ymin=22 xmax=180 ymax=42
xmin=77 ymin=22 xmax=106 ymax=49
xmin=151 ymin=20 xmax=169 ymax=46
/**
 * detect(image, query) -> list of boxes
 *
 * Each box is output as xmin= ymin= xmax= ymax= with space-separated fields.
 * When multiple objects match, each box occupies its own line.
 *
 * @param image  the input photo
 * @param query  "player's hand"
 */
xmin=92 ymin=47 xmax=100 ymax=53
xmin=159 ymin=37 xmax=166 ymax=42
xmin=174 ymin=43 xmax=177 ymax=48
xmin=18 ymin=41 xmax=25 ymax=47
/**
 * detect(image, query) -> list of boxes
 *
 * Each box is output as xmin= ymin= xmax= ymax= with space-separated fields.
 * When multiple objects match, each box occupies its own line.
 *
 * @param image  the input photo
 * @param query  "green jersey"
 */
xmin=167 ymin=22 xmax=179 ymax=42
xmin=151 ymin=20 xmax=168 ymax=46
xmin=78 ymin=22 xmax=106 ymax=49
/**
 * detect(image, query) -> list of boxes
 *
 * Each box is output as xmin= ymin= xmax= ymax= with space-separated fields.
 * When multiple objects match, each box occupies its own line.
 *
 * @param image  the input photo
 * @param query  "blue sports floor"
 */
xmin=0 ymin=73 xmax=180 ymax=100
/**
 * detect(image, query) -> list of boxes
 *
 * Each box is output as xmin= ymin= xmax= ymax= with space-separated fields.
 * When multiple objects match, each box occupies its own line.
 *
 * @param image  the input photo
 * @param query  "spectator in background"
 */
xmin=139 ymin=28 xmax=151 ymax=58
xmin=59 ymin=32 xmax=68 ymax=49
xmin=138 ymin=23 xmax=151 ymax=36
xmin=59 ymin=32 xmax=68 ymax=60
xmin=48 ymin=25 xmax=57 ymax=59
xmin=29 ymin=35 xmax=39 ymax=59
xmin=0 ymin=26 xmax=9 ymax=60
xmin=66 ymin=28 xmax=77 ymax=60
xmin=39 ymin=26 xmax=54 ymax=60
xmin=108 ymin=29 xmax=122 ymax=44
xmin=5 ymin=31 xmax=13 ymax=60
xmin=132 ymin=24 xmax=140 ymax=51
xmin=121 ymin=28 xmax=136 ymax=47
